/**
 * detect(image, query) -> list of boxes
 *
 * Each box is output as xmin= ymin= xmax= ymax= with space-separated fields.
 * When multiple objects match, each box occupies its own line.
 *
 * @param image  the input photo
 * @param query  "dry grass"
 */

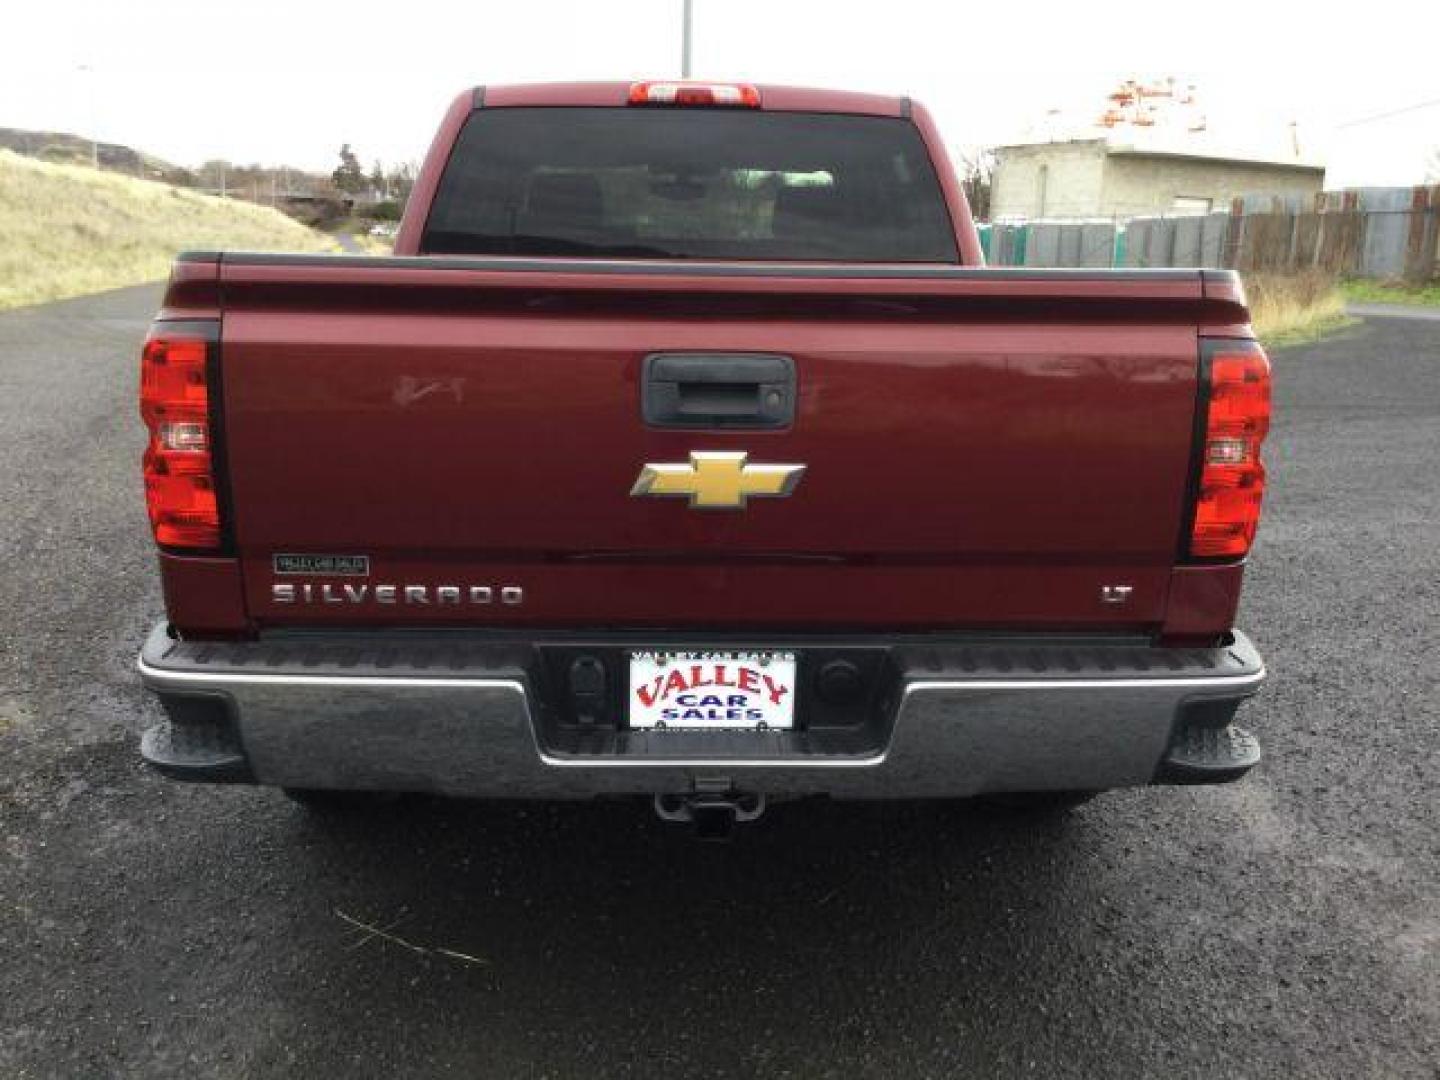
xmin=350 ymin=232 xmax=394 ymax=256
xmin=1245 ymin=271 xmax=1353 ymax=347
xmin=0 ymin=149 xmax=339 ymax=310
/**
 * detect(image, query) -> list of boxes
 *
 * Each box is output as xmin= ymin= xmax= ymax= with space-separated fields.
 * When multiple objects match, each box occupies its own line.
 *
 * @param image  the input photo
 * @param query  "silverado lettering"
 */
xmin=271 ymin=583 xmax=523 ymax=605
xmin=136 ymin=80 xmax=1269 ymax=830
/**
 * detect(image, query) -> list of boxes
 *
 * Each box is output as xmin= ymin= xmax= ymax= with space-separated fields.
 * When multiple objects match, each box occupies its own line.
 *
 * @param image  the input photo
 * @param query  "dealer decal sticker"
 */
xmin=628 ymin=651 xmax=797 ymax=730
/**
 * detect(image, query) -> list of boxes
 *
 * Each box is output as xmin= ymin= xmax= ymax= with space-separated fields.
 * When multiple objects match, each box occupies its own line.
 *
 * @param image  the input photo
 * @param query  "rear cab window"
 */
xmin=422 ymin=108 xmax=959 ymax=263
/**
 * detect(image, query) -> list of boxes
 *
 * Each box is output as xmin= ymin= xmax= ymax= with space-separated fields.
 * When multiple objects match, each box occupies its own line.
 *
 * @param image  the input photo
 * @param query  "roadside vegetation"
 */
xmin=1340 ymin=278 xmax=1440 ymax=307
xmin=355 ymin=233 xmax=395 ymax=255
xmin=0 ymin=149 xmax=340 ymax=310
xmin=1246 ymin=271 xmax=1354 ymax=347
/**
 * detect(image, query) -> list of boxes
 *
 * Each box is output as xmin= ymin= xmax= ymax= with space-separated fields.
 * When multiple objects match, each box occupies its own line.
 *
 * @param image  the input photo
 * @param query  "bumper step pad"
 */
xmin=140 ymin=698 xmax=253 ymax=783
xmin=1158 ymin=723 xmax=1261 ymax=784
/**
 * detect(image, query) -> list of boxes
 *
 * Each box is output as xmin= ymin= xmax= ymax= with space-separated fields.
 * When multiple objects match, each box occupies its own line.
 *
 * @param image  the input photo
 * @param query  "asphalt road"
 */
xmin=1 ymin=287 xmax=1437 ymax=1078
xmin=1347 ymin=301 xmax=1440 ymax=322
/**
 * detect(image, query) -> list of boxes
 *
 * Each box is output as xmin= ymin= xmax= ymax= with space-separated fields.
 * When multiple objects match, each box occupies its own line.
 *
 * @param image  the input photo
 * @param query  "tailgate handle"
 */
xmin=642 ymin=353 xmax=796 ymax=430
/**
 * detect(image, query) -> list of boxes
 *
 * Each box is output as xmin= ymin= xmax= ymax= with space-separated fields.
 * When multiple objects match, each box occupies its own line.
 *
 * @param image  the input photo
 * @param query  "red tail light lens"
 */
xmin=140 ymin=325 xmax=221 ymax=549
xmin=1189 ymin=342 xmax=1271 ymax=558
xmin=628 ymin=81 xmax=761 ymax=108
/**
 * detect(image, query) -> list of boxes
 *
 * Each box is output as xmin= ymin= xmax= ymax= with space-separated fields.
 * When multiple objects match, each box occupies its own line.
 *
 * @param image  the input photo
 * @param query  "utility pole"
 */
xmin=77 ymin=64 xmax=98 ymax=168
xmin=681 ymin=0 xmax=693 ymax=78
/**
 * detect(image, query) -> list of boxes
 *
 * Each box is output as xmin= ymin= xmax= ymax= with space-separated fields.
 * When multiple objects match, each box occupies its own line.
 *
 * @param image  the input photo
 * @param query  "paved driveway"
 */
xmin=1 ymin=288 xmax=1435 ymax=1077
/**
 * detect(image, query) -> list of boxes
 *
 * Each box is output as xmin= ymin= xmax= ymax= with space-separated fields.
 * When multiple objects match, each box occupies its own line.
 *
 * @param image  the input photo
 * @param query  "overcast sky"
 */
xmin=4 ymin=0 xmax=1437 ymax=188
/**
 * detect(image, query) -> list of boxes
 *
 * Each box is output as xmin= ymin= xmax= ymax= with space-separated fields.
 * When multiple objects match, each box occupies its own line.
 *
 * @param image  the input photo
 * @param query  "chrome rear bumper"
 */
xmin=137 ymin=623 xmax=1265 ymax=799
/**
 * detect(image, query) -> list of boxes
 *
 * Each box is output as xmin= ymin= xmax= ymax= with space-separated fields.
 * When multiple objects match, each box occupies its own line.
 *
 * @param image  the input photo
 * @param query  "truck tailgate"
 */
xmin=216 ymin=257 xmax=1221 ymax=631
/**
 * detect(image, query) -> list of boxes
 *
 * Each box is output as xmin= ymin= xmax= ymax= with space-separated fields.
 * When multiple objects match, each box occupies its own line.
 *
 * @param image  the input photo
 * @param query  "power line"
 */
xmin=1337 ymin=96 xmax=1440 ymax=129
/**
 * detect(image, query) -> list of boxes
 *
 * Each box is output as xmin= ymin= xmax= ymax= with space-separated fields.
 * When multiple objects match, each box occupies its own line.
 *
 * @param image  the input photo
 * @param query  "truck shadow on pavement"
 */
xmin=242 ymin=793 xmax=1103 ymax=1071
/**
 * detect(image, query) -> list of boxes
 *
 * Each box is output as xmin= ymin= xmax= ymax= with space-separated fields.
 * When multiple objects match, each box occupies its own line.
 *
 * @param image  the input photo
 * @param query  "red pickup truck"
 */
xmin=137 ymin=81 xmax=1269 ymax=834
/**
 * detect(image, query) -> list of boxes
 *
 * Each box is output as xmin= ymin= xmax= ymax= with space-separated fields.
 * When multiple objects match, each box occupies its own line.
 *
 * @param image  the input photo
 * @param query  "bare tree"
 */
xmin=956 ymin=148 xmax=995 ymax=221
xmin=387 ymin=162 xmax=418 ymax=203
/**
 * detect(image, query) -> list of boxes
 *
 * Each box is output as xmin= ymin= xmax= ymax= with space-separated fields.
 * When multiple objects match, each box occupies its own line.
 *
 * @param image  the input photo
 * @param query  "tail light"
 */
xmin=140 ymin=322 xmax=222 ymax=549
xmin=1189 ymin=340 xmax=1271 ymax=558
xmin=628 ymin=81 xmax=761 ymax=108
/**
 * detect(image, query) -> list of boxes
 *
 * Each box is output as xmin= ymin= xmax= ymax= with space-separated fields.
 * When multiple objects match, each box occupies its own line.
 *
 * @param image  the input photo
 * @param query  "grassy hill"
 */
xmin=0 ymin=126 xmax=176 ymax=178
xmin=0 ymin=149 xmax=338 ymax=310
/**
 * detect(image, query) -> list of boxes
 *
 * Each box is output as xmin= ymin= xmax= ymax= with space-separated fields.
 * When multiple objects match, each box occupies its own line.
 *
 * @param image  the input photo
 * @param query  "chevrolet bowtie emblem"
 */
xmin=630 ymin=451 xmax=806 ymax=510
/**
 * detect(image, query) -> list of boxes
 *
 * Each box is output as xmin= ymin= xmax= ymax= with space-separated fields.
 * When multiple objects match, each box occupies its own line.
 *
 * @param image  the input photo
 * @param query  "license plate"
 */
xmin=628 ymin=651 xmax=797 ymax=731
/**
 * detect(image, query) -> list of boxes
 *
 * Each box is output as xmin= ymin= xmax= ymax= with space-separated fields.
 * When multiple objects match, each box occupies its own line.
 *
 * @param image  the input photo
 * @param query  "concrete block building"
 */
xmin=990 ymin=138 xmax=1325 ymax=221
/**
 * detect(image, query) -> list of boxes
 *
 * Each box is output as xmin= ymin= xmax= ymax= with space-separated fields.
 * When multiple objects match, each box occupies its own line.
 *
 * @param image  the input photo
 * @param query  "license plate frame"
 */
xmin=627 ymin=650 xmax=798 ymax=731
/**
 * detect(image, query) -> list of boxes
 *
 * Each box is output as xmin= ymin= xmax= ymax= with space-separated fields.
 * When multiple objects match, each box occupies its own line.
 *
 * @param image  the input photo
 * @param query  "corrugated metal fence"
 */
xmin=979 ymin=185 xmax=1440 ymax=280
